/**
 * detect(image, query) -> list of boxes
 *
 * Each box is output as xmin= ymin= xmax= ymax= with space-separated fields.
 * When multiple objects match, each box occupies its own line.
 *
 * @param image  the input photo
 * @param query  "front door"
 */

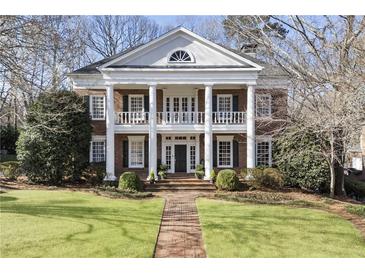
xmin=174 ymin=145 xmax=187 ymax=172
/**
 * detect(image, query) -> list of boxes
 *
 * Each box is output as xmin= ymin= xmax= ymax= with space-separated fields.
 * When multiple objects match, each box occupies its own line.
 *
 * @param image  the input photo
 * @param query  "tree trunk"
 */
xmin=334 ymin=160 xmax=346 ymax=196
xmin=329 ymin=161 xmax=335 ymax=198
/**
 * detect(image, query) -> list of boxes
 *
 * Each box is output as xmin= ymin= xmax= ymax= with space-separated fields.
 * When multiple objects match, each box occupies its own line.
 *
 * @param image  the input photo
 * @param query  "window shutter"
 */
xmin=83 ymin=95 xmax=90 ymax=114
xmin=144 ymin=96 xmax=149 ymax=112
xmin=213 ymin=140 xmax=217 ymax=167
xmin=233 ymin=95 xmax=238 ymax=111
xmin=144 ymin=141 xmax=148 ymax=168
xmin=233 ymin=140 xmax=239 ymax=167
xmin=213 ymin=95 xmax=217 ymax=112
xmin=123 ymin=95 xmax=128 ymax=112
xmin=123 ymin=140 xmax=128 ymax=167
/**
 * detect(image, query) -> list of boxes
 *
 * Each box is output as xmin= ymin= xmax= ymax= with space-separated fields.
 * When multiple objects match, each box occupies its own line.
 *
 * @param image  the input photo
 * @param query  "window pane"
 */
xmin=92 ymin=141 xmax=105 ymax=162
xmin=190 ymin=145 xmax=196 ymax=170
xmin=218 ymin=141 xmax=231 ymax=167
xmin=256 ymin=141 xmax=270 ymax=166
xmin=218 ymin=96 xmax=231 ymax=112
xmin=165 ymin=145 xmax=172 ymax=170
xmin=92 ymin=96 xmax=105 ymax=119
xmin=256 ymin=95 xmax=271 ymax=117
xmin=130 ymin=141 xmax=144 ymax=167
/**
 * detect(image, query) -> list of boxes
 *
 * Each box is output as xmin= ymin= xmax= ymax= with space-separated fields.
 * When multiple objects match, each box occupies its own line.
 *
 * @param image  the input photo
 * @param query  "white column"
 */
xmin=247 ymin=85 xmax=256 ymax=170
xmin=104 ymin=84 xmax=116 ymax=181
xmin=204 ymin=84 xmax=213 ymax=180
xmin=148 ymin=84 xmax=157 ymax=179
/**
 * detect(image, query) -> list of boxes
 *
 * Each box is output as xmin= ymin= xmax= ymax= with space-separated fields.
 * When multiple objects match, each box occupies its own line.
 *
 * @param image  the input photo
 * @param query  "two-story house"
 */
xmin=69 ymin=27 xmax=288 ymax=181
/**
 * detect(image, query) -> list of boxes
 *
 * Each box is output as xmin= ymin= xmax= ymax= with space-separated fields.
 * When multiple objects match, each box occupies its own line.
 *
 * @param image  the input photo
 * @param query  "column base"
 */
xmin=203 ymin=175 xmax=211 ymax=181
xmin=103 ymin=175 xmax=117 ymax=181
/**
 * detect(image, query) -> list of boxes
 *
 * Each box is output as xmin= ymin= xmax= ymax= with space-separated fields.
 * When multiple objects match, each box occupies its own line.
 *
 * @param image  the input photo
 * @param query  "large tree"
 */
xmin=16 ymin=91 xmax=92 ymax=184
xmin=224 ymin=15 xmax=365 ymax=197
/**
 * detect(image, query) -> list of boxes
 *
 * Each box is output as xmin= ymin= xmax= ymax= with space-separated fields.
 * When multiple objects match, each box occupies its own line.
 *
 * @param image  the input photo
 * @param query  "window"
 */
xmin=256 ymin=137 xmax=272 ymax=167
xmin=91 ymin=95 xmax=105 ymax=120
xmin=256 ymin=94 xmax=271 ymax=118
xmin=168 ymin=50 xmax=192 ymax=62
xmin=218 ymin=95 xmax=232 ymax=112
xmin=90 ymin=136 xmax=106 ymax=162
xmin=129 ymin=95 xmax=144 ymax=113
xmin=190 ymin=145 xmax=196 ymax=170
xmin=165 ymin=145 xmax=172 ymax=170
xmin=217 ymin=136 xmax=233 ymax=168
xmin=128 ymin=136 xmax=145 ymax=168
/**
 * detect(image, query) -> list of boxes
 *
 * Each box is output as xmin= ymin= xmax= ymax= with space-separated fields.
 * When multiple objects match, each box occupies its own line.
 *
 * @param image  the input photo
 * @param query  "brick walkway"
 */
xmin=154 ymin=193 xmax=207 ymax=258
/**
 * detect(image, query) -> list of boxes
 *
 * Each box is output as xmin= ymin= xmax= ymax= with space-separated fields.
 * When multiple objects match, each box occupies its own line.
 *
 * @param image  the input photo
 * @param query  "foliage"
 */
xmin=158 ymin=171 xmax=167 ymax=179
xmin=215 ymin=169 xmax=239 ymax=191
xmin=95 ymin=186 xmax=153 ymax=199
xmin=0 ymin=124 xmax=19 ymax=154
xmin=119 ymin=172 xmax=143 ymax=192
xmin=274 ymin=130 xmax=330 ymax=193
xmin=210 ymin=169 xmax=217 ymax=182
xmin=16 ymin=92 xmax=92 ymax=184
xmin=148 ymin=169 xmax=156 ymax=183
xmin=158 ymin=164 xmax=168 ymax=179
xmin=197 ymin=199 xmax=365 ymax=257
xmin=0 ymin=154 xmax=17 ymax=162
xmin=0 ymin=161 xmax=21 ymax=179
xmin=344 ymin=176 xmax=365 ymax=201
xmin=0 ymin=190 xmax=164 ymax=257
xmin=195 ymin=164 xmax=205 ymax=179
xmin=346 ymin=205 xmax=365 ymax=218
xmin=83 ymin=162 xmax=106 ymax=186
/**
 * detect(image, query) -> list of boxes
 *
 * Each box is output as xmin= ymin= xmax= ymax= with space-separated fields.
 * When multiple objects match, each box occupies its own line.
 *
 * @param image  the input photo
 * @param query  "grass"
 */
xmin=197 ymin=198 xmax=365 ymax=258
xmin=0 ymin=190 xmax=164 ymax=258
xmin=346 ymin=204 xmax=365 ymax=218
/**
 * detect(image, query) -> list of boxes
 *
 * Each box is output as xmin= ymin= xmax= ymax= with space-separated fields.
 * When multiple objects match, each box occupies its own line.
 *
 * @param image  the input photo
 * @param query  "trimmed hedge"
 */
xmin=345 ymin=176 xmax=365 ymax=201
xmin=215 ymin=169 xmax=239 ymax=191
xmin=118 ymin=172 xmax=143 ymax=192
xmin=241 ymin=167 xmax=284 ymax=189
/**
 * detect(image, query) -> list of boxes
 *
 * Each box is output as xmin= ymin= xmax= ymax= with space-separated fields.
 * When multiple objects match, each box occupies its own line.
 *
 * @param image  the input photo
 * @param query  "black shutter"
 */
xmin=123 ymin=140 xmax=128 ymax=167
xmin=123 ymin=95 xmax=128 ymax=112
xmin=83 ymin=95 xmax=90 ymax=114
xmin=213 ymin=140 xmax=217 ymax=167
xmin=213 ymin=95 xmax=217 ymax=112
xmin=233 ymin=95 xmax=238 ymax=111
xmin=144 ymin=141 xmax=148 ymax=168
xmin=233 ymin=140 xmax=239 ymax=167
xmin=144 ymin=96 xmax=149 ymax=112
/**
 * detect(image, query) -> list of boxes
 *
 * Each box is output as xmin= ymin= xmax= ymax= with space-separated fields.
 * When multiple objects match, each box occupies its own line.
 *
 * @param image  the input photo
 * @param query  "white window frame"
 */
xmin=128 ymin=136 xmax=145 ymax=168
xmin=256 ymin=135 xmax=272 ymax=167
xmin=89 ymin=135 xmax=106 ymax=163
xmin=167 ymin=48 xmax=195 ymax=63
xmin=90 ymin=95 xmax=105 ymax=120
xmin=256 ymin=94 xmax=272 ymax=118
xmin=217 ymin=135 xmax=234 ymax=168
xmin=128 ymin=95 xmax=145 ymax=113
xmin=217 ymin=94 xmax=233 ymax=112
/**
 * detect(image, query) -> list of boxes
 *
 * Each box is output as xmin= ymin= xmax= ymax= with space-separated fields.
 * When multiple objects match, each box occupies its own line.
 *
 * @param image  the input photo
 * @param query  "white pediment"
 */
xmin=101 ymin=27 xmax=261 ymax=69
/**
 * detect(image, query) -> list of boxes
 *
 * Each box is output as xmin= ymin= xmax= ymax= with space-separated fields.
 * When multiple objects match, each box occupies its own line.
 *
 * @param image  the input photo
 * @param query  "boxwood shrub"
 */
xmin=215 ymin=169 xmax=239 ymax=191
xmin=118 ymin=172 xmax=143 ymax=192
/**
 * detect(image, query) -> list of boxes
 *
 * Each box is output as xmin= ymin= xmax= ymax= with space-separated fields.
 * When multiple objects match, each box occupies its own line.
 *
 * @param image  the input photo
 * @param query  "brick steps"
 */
xmin=145 ymin=179 xmax=216 ymax=192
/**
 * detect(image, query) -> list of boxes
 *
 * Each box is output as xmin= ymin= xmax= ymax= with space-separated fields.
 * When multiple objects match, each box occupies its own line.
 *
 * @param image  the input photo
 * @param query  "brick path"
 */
xmin=154 ymin=193 xmax=207 ymax=258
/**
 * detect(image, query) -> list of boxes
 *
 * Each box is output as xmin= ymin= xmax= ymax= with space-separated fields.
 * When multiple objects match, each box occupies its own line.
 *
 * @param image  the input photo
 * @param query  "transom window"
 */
xmin=256 ymin=94 xmax=271 ymax=118
xmin=91 ymin=95 xmax=105 ymax=120
xmin=217 ymin=136 xmax=233 ymax=168
xmin=90 ymin=137 xmax=106 ymax=163
xmin=129 ymin=136 xmax=145 ymax=168
xmin=256 ymin=137 xmax=272 ymax=167
xmin=168 ymin=50 xmax=192 ymax=62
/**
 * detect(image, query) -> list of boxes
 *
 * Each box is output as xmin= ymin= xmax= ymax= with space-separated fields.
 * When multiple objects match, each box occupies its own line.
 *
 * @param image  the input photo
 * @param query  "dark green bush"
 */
xmin=215 ymin=169 xmax=239 ymax=191
xmin=0 ymin=161 xmax=21 ymax=179
xmin=344 ymin=176 xmax=365 ymax=201
xmin=118 ymin=172 xmax=143 ymax=192
xmin=83 ymin=162 xmax=106 ymax=186
xmin=0 ymin=124 xmax=19 ymax=154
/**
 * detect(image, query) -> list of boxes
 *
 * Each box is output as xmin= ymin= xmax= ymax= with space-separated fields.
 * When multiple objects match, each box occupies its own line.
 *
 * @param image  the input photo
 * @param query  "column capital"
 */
xmin=148 ymin=83 xmax=157 ymax=88
xmin=204 ymin=83 xmax=214 ymax=88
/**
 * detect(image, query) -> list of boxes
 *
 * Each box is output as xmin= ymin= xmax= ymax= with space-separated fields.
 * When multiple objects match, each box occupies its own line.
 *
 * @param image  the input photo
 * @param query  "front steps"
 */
xmin=145 ymin=178 xmax=216 ymax=192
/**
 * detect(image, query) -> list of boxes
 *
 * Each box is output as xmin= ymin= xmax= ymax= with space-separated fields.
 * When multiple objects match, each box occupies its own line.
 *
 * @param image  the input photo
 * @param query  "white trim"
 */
xmin=128 ymin=135 xmax=145 ymax=168
xmin=217 ymin=135 xmax=234 ymax=168
xmin=89 ymin=135 xmax=106 ymax=163
xmin=98 ymin=27 xmax=263 ymax=70
xmin=90 ymin=95 xmax=105 ymax=120
xmin=217 ymin=94 xmax=233 ymax=112
xmin=256 ymin=93 xmax=272 ymax=118
xmin=256 ymin=135 xmax=272 ymax=167
xmin=167 ymin=48 xmax=195 ymax=63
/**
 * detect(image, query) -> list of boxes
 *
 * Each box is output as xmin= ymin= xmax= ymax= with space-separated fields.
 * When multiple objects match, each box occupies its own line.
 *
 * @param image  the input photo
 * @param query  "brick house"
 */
xmin=69 ymin=27 xmax=288 ymax=181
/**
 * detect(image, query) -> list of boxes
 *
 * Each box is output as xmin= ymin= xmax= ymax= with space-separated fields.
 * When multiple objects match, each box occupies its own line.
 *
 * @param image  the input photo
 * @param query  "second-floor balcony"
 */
xmin=115 ymin=111 xmax=246 ymax=125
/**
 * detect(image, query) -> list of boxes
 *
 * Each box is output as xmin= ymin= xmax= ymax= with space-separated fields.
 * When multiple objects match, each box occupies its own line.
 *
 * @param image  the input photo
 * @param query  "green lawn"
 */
xmin=197 ymin=198 xmax=365 ymax=258
xmin=0 ymin=190 xmax=164 ymax=258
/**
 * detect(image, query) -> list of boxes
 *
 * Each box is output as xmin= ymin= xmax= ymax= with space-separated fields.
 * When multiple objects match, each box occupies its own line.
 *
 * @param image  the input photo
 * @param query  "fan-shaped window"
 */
xmin=168 ymin=50 xmax=192 ymax=62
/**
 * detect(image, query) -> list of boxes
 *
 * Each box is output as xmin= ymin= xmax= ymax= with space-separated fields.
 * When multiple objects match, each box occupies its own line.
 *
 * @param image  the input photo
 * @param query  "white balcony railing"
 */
xmin=115 ymin=111 xmax=246 ymax=125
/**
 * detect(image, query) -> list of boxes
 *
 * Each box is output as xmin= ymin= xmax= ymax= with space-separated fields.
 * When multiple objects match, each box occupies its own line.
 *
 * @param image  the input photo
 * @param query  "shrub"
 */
xmin=215 ymin=169 xmax=239 ymax=191
xmin=158 ymin=164 xmax=168 ymax=172
xmin=0 ymin=124 xmax=19 ymax=154
xmin=83 ymin=162 xmax=106 ymax=186
xmin=158 ymin=164 xmax=168 ymax=179
xmin=119 ymin=172 xmax=143 ymax=192
xmin=262 ymin=168 xmax=284 ymax=188
xmin=274 ymin=130 xmax=330 ymax=192
xmin=195 ymin=164 xmax=205 ymax=179
xmin=346 ymin=205 xmax=365 ymax=217
xmin=210 ymin=169 xmax=217 ymax=182
xmin=0 ymin=161 xmax=21 ymax=179
xmin=16 ymin=91 xmax=92 ymax=184
xmin=344 ymin=176 xmax=365 ymax=201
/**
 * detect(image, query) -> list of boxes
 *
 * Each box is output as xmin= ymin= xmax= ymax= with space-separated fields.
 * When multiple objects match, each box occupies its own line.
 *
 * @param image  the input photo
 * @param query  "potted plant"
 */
xmin=195 ymin=164 xmax=205 ymax=179
xmin=158 ymin=164 xmax=168 ymax=179
xmin=148 ymin=169 xmax=156 ymax=184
